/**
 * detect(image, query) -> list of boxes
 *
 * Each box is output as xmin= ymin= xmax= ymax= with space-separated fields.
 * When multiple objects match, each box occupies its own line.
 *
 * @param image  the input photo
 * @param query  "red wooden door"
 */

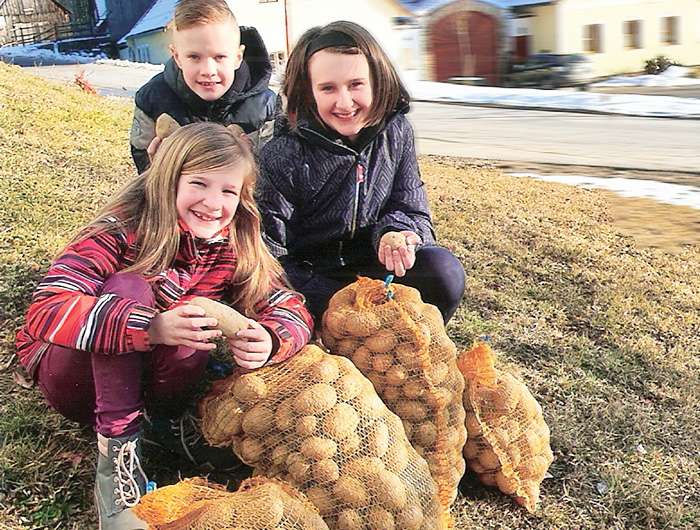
xmin=429 ymin=10 xmax=498 ymax=85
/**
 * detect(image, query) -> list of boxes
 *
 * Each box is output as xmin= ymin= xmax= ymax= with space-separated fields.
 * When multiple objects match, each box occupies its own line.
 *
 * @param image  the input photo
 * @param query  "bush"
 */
xmin=643 ymin=55 xmax=681 ymax=74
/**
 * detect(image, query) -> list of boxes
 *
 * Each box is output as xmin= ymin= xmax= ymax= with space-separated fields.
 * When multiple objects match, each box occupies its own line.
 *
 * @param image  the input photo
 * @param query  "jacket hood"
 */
xmin=164 ymin=26 xmax=273 ymax=111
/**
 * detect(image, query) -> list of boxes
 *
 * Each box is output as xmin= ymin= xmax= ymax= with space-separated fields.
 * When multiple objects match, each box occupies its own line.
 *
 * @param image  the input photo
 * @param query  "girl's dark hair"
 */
xmin=283 ymin=20 xmax=410 ymax=130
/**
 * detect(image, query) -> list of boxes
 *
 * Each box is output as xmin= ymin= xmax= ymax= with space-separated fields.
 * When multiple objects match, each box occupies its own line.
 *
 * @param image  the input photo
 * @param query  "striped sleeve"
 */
xmin=23 ymin=232 xmax=158 ymax=355
xmin=255 ymin=288 xmax=313 ymax=364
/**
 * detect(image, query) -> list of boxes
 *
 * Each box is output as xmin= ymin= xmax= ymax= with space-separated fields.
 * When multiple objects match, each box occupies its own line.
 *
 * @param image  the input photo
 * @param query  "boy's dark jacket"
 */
xmin=130 ymin=26 xmax=276 ymax=173
xmin=256 ymin=104 xmax=436 ymax=270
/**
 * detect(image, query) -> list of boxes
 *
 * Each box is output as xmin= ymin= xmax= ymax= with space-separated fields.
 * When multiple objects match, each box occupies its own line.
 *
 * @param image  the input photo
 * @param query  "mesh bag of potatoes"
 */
xmin=133 ymin=476 xmax=329 ymax=529
xmin=319 ymin=277 xmax=466 ymax=509
xmin=456 ymin=341 xmax=553 ymax=512
xmin=199 ymin=344 xmax=451 ymax=530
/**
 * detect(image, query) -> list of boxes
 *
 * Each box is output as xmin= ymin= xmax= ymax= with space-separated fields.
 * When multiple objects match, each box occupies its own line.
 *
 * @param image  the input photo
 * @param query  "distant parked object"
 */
xmin=503 ymin=54 xmax=596 ymax=90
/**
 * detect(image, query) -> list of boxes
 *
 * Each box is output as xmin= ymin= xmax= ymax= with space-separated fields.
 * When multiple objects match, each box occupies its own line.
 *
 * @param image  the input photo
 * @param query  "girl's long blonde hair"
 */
xmin=72 ymin=122 xmax=285 ymax=313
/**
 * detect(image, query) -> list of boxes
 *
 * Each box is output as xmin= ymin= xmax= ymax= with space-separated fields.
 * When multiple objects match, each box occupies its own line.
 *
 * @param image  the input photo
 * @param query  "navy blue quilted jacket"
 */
xmin=256 ymin=106 xmax=436 ymax=268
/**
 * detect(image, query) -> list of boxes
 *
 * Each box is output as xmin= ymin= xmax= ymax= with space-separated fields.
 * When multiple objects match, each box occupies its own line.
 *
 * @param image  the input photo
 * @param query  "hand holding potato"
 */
xmin=189 ymin=297 xmax=272 ymax=369
xmin=227 ymin=319 xmax=273 ymax=370
xmin=378 ymin=230 xmax=420 ymax=277
xmin=147 ymin=304 xmax=221 ymax=350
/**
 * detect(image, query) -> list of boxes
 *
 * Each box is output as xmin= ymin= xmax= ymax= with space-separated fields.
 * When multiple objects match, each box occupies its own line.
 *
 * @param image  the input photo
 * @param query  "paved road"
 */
xmin=408 ymin=102 xmax=700 ymax=174
xmin=10 ymin=59 xmax=700 ymax=175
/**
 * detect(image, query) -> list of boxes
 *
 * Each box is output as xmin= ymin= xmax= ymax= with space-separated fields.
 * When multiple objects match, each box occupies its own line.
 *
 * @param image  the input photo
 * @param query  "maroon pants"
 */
xmin=36 ymin=273 xmax=208 ymax=438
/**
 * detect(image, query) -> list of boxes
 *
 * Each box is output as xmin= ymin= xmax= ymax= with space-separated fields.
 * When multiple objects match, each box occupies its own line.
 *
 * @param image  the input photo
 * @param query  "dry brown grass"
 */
xmin=1 ymin=61 xmax=699 ymax=529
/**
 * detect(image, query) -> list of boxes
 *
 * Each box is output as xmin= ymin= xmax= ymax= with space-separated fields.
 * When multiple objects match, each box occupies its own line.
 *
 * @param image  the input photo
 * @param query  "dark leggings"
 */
xmin=36 ymin=273 xmax=208 ymax=438
xmin=285 ymin=245 xmax=466 ymax=324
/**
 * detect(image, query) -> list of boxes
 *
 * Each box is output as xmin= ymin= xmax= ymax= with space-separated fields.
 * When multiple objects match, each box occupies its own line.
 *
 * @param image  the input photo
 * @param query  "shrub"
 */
xmin=643 ymin=55 xmax=681 ymax=75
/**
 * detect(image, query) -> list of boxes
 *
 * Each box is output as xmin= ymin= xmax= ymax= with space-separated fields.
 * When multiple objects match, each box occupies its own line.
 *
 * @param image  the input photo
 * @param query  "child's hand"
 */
xmin=378 ymin=230 xmax=420 ymax=277
xmin=228 ymin=320 xmax=273 ymax=370
xmin=147 ymin=305 xmax=221 ymax=350
xmin=146 ymin=136 xmax=162 ymax=162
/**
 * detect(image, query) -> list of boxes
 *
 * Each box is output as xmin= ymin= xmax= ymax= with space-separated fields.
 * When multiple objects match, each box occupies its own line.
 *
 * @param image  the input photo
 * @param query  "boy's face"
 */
xmin=169 ymin=21 xmax=244 ymax=102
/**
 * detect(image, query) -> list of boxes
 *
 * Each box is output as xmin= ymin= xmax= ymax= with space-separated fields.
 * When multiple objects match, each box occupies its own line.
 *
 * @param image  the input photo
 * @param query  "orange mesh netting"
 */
xmin=320 ymin=277 xmax=466 ymax=512
xmin=199 ymin=344 xmax=450 ymax=530
xmin=133 ymin=476 xmax=329 ymax=529
xmin=457 ymin=341 xmax=553 ymax=512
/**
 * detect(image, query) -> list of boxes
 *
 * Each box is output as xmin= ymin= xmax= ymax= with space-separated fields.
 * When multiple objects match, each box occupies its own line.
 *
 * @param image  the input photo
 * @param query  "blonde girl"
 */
xmin=17 ymin=122 xmax=312 ymax=529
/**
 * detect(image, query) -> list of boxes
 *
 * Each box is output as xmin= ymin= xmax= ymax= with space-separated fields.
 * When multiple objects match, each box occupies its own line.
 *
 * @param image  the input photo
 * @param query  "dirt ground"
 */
xmin=493 ymin=159 xmax=700 ymax=254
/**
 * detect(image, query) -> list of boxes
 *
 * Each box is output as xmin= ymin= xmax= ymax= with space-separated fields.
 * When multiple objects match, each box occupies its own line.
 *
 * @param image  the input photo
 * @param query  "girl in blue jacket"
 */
xmin=257 ymin=21 xmax=465 ymax=324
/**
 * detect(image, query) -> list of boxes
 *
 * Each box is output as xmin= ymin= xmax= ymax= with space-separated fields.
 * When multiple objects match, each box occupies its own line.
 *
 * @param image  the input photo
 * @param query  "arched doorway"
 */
xmin=429 ymin=9 xmax=499 ymax=85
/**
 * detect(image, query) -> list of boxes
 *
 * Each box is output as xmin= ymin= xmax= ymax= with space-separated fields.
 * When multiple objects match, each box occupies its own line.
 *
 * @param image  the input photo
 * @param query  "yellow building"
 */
xmin=511 ymin=0 xmax=700 ymax=76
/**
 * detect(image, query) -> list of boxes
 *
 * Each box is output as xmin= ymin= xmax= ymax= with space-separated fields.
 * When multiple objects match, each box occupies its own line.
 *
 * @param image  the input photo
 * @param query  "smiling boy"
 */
xmin=130 ymin=0 xmax=276 ymax=173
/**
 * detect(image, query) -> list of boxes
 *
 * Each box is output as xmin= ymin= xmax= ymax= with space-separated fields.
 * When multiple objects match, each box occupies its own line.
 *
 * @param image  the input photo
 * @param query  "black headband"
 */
xmin=305 ymin=30 xmax=358 ymax=59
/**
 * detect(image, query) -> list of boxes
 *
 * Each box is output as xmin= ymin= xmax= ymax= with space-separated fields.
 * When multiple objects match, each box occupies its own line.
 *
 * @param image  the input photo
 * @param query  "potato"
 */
xmin=333 ymin=476 xmax=368 ymax=505
xmin=402 ymin=380 xmax=425 ymax=399
xmin=309 ymin=356 xmax=341 ymax=383
xmin=365 ymin=506 xmax=395 ymax=529
xmin=345 ymin=311 xmax=382 ymax=337
xmin=238 ymin=436 xmax=264 ymax=463
xmin=380 ymin=231 xmax=407 ymax=250
xmin=275 ymin=397 xmax=297 ymax=431
xmin=321 ymin=403 xmax=359 ymax=441
xmin=337 ymin=509 xmax=363 ymax=530
xmin=364 ymin=421 xmax=390 ymax=458
xmin=415 ymin=421 xmax=438 ymax=446
xmin=241 ymin=404 xmax=273 ymax=436
xmin=155 ymin=113 xmax=180 ymax=139
xmin=294 ymin=384 xmax=337 ymax=415
xmin=371 ymin=353 xmax=394 ymax=374
xmin=478 ymin=447 xmax=501 ymax=470
xmin=295 ymin=415 xmax=318 ymax=437
xmin=365 ymin=329 xmax=397 ymax=353
xmin=342 ymin=456 xmax=384 ymax=478
xmin=190 ymin=296 xmax=248 ymax=337
xmin=395 ymin=505 xmax=424 ymax=530
xmin=369 ymin=470 xmax=407 ymax=511
xmin=385 ymin=364 xmax=408 ymax=386
xmin=323 ymin=310 xmax=347 ymax=338
xmin=300 ymin=436 xmax=337 ymax=460
xmin=232 ymin=373 xmax=267 ymax=402
xmin=201 ymin=398 xmax=243 ymax=444
xmin=335 ymin=373 xmax=364 ymax=401
xmin=305 ymin=486 xmax=335 ymax=517
xmin=312 ymin=459 xmax=340 ymax=483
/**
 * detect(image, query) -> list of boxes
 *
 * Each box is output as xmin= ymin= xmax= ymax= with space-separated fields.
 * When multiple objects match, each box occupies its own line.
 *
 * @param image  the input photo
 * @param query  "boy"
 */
xmin=130 ymin=0 xmax=276 ymax=173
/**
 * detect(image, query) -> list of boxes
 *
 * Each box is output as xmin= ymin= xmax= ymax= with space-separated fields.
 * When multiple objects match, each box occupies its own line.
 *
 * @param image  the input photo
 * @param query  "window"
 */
xmin=661 ymin=16 xmax=679 ymax=45
xmin=583 ymin=24 xmax=602 ymax=53
xmin=623 ymin=20 xmax=642 ymax=49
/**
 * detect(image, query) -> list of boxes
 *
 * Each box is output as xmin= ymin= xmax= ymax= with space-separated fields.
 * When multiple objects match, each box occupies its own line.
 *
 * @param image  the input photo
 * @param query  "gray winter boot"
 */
xmin=95 ymin=432 xmax=148 ymax=530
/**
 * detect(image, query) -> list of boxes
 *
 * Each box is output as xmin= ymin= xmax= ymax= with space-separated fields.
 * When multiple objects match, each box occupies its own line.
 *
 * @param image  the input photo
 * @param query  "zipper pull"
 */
xmin=356 ymin=164 xmax=364 ymax=182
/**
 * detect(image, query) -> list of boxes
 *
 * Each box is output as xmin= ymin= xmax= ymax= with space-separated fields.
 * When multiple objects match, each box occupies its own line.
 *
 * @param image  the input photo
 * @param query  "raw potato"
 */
xmin=155 ymin=112 xmax=180 ymax=139
xmin=380 ymin=231 xmax=408 ymax=250
xmin=190 ymin=296 xmax=249 ymax=337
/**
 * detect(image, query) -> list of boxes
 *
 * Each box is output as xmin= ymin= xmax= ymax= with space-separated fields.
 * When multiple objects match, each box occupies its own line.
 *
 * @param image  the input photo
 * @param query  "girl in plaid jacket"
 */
xmin=16 ymin=122 xmax=312 ymax=529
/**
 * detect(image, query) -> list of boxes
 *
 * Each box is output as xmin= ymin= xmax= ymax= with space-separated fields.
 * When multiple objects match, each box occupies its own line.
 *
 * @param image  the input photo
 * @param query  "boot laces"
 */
xmin=113 ymin=440 xmax=147 ymax=508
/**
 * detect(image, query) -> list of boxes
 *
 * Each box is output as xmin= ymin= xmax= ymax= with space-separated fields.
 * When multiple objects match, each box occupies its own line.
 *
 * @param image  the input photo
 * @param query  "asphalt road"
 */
xmin=9 ymin=58 xmax=700 ymax=177
xmin=408 ymin=102 xmax=700 ymax=174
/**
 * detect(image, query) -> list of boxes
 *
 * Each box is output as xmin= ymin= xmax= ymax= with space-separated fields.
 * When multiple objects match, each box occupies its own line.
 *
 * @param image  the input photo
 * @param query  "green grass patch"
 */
xmin=1 ymin=61 xmax=699 ymax=529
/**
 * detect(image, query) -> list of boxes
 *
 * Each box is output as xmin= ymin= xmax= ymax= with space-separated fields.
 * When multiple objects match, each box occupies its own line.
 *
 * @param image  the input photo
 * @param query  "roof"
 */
xmin=122 ymin=0 xmax=177 ymax=41
xmin=395 ymin=0 xmax=552 ymax=14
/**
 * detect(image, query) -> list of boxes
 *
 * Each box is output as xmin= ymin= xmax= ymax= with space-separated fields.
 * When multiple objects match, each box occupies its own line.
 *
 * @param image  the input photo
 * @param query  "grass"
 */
xmin=1 ymin=60 xmax=699 ymax=529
